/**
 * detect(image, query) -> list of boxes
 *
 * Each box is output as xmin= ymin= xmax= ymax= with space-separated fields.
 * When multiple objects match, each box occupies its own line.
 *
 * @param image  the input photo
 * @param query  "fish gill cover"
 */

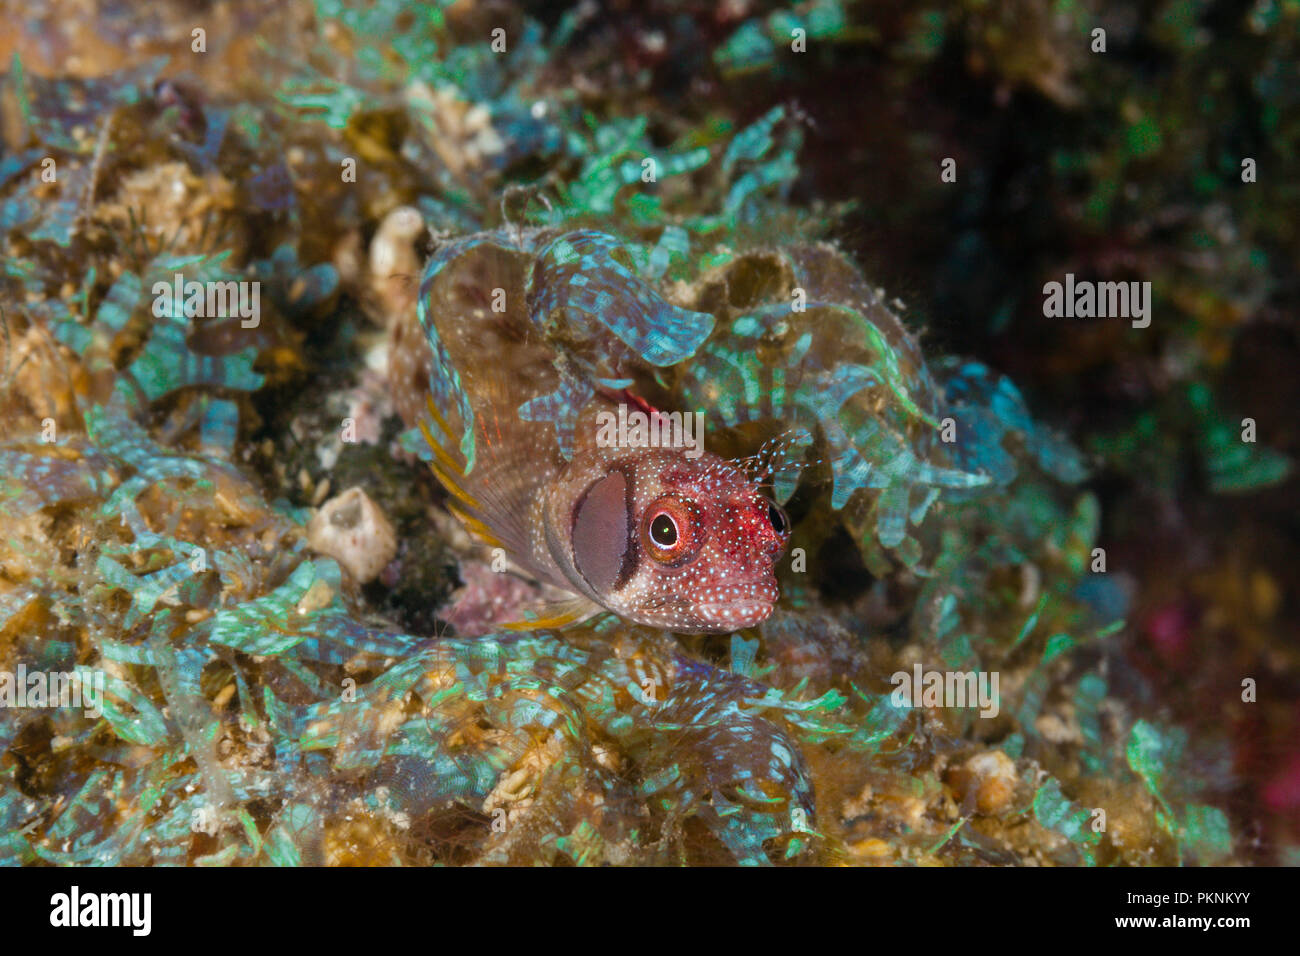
xmin=0 ymin=0 xmax=1294 ymax=866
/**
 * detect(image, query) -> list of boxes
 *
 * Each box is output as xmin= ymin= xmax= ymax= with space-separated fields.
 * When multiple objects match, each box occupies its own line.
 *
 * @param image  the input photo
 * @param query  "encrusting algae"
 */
xmin=0 ymin=0 xmax=1291 ymax=866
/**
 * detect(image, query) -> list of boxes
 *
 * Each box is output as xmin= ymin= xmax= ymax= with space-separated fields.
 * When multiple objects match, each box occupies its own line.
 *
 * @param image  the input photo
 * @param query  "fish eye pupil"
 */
xmin=767 ymin=502 xmax=787 ymax=533
xmin=650 ymin=513 xmax=678 ymax=547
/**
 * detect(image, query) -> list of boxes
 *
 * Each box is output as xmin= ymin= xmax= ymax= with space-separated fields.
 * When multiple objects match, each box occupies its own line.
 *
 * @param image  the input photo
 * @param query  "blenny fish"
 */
xmin=390 ymin=228 xmax=791 ymax=631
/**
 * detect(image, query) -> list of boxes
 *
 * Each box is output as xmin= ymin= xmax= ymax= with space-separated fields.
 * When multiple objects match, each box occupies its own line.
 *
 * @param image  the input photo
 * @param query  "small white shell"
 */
xmin=306 ymin=487 xmax=397 ymax=584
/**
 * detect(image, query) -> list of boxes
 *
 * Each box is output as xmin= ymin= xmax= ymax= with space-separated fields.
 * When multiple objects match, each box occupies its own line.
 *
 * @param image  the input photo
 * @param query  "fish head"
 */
xmin=564 ymin=448 xmax=790 ymax=632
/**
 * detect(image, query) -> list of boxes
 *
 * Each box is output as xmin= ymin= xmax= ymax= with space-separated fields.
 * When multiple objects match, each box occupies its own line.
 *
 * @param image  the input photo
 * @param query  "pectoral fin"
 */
xmin=500 ymin=594 xmax=606 ymax=631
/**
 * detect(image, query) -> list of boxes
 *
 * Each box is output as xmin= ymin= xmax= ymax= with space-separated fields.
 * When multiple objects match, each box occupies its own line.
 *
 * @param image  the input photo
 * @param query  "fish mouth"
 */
xmin=696 ymin=599 xmax=776 ymax=630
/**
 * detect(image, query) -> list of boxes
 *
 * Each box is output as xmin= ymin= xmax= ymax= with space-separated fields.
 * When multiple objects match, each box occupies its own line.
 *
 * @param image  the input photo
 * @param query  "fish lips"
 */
xmin=695 ymin=588 xmax=778 ymax=631
xmin=695 ymin=602 xmax=775 ymax=631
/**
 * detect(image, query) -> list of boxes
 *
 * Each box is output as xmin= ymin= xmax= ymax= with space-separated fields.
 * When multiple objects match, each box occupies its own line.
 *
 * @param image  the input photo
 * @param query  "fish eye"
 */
xmin=641 ymin=497 xmax=701 ymax=565
xmin=649 ymin=512 xmax=678 ymax=547
xmin=767 ymin=501 xmax=788 ymax=535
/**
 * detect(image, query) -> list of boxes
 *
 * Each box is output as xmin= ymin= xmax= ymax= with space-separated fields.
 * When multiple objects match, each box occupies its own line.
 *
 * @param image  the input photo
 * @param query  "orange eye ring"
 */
xmin=641 ymin=496 xmax=702 ymax=565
